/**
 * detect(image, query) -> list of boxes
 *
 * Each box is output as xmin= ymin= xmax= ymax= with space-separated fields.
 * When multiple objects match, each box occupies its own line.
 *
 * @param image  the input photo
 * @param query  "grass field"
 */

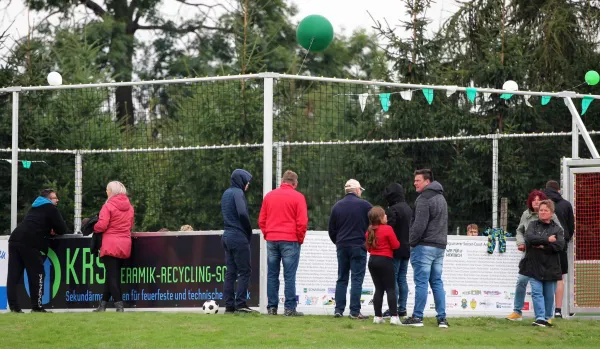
xmin=1 ymin=312 xmax=600 ymax=348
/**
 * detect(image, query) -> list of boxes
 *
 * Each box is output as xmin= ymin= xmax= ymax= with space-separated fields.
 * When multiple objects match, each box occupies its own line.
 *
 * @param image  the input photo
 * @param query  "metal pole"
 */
xmin=572 ymin=111 xmax=579 ymax=159
xmin=276 ymin=142 xmax=283 ymax=188
xmin=74 ymin=151 xmax=83 ymax=233
xmin=260 ymin=75 xmax=275 ymax=314
xmin=492 ymin=132 xmax=499 ymax=228
xmin=10 ymin=90 xmax=20 ymax=233
xmin=564 ymin=95 xmax=599 ymax=158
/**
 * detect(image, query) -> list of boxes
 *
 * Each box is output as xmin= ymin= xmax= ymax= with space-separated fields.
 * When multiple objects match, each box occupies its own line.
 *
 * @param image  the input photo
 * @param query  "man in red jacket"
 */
xmin=259 ymin=170 xmax=308 ymax=316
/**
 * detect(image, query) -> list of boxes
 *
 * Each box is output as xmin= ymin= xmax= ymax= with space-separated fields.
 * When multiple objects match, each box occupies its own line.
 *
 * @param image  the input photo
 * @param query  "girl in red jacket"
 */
xmin=365 ymin=206 xmax=401 ymax=325
xmin=92 ymin=181 xmax=135 ymax=312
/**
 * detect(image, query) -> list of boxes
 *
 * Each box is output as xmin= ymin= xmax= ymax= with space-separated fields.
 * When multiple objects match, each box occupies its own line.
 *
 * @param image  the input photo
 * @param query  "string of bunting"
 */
xmin=1 ymin=159 xmax=47 ymax=168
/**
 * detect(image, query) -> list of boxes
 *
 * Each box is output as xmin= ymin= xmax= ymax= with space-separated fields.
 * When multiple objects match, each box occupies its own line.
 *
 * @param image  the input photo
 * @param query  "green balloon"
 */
xmin=586 ymin=70 xmax=599 ymax=86
xmin=296 ymin=15 xmax=334 ymax=52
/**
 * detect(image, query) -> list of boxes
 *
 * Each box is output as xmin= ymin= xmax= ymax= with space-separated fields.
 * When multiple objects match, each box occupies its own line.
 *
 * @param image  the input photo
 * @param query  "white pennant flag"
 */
xmin=400 ymin=90 xmax=413 ymax=101
xmin=483 ymin=92 xmax=492 ymax=102
xmin=446 ymin=86 xmax=457 ymax=97
xmin=358 ymin=93 xmax=368 ymax=112
xmin=523 ymin=95 xmax=533 ymax=108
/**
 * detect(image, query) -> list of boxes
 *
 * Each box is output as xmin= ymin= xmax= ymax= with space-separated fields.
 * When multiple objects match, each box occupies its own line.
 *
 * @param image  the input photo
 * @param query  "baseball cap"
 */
xmin=345 ymin=179 xmax=365 ymax=191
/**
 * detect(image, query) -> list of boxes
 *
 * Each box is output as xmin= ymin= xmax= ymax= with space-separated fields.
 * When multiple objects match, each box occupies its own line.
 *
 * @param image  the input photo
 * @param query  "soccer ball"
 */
xmin=202 ymin=300 xmax=219 ymax=314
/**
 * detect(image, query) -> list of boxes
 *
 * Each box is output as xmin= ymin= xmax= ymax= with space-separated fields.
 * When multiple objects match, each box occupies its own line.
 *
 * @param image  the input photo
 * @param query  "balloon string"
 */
xmin=297 ymin=37 xmax=314 ymax=75
xmin=566 ymin=81 xmax=587 ymax=91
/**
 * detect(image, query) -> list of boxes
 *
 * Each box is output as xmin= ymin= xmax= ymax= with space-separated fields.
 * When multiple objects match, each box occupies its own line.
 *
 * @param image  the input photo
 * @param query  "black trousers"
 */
xmin=6 ymin=242 xmax=46 ymax=310
xmin=222 ymin=234 xmax=252 ymax=309
xmin=368 ymin=255 xmax=397 ymax=317
xmin=102 ymin=256 xmax=124 ymax=302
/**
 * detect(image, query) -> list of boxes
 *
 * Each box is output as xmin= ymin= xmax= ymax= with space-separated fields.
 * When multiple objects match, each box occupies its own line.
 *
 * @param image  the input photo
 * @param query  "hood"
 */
xmin=107 ymin=193 xmax=132 ymax=211
xmin=383 ymin=183 xmax=405 ymax=205
xmin=543 ymin=188 xmax=563 ymax=203
xmin=230 ymin=169 xmax=252 ymax=190
xmin=32 ymin=196 xmax=53 ymax=208
xmin=422 ymin=181 xmax=444 ymax=195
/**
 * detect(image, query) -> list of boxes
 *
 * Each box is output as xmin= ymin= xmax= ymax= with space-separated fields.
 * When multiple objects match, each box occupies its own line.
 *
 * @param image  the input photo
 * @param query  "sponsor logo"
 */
xmin=461 ymin=299 xmax=468 ymax=309
xmin=24 ymin=248 xmax=61 ymax=305
xmin=523 ymin=302 xmax=530 ymax=311
xmin=496 ymin=302 xmax=512 ymax=309
xmin=327 ymin=288 xmax=336 ymax=294
xmin=450 ymin=289 xmax=460 ymax=296
xmin=304 ymin=287 xmax=326 ymax=293
xmin=470 ymin=299 xmax=477 ymax=310
xmin=0 ymin=249 xmax=6 ymax=260
xmin=462 ymin=290 xmax=482 ymax=296
xmin=483 ymin=291 xmax=502 ymax=296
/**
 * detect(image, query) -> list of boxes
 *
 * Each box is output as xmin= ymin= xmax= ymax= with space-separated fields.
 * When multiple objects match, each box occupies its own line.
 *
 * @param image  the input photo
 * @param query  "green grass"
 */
xmin=1 ymin=312 xmax=599 ymax=348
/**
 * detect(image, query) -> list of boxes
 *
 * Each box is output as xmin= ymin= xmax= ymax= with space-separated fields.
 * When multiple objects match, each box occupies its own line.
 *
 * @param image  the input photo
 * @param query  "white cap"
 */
xmin=345 ymin=179 xmax=365 ymax=191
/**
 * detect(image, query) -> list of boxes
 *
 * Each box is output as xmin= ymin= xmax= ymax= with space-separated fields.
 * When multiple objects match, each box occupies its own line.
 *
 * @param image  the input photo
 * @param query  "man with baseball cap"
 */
xmin=328 ymin=179 xmax=373 ymax=319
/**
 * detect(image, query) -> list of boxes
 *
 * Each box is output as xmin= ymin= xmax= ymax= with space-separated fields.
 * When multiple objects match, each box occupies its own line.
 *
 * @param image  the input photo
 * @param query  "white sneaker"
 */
xmin=390 ymin=315 xmax=402 ymax=325
xmin=373 ymin=316 xmax=385 ymax=324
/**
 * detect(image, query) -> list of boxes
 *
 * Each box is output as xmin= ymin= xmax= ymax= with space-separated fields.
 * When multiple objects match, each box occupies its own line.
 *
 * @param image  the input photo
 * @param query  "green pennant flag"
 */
xmin=582 ymin=96 xmax=594 ymax=115
xmin=22 ymin=160 xmax=31 ymax=169
xmin=422 ymin=88 xmax=434 ymax=105
xmin=379 ymin=93 xmax=391 ymax=112
xmin=500 ymin=93 xmax=513 ymax=100
xmin=466 ymin=88 xmax=477 ymax=103
xmin=541 ymin=96 xmax=551 ymax=105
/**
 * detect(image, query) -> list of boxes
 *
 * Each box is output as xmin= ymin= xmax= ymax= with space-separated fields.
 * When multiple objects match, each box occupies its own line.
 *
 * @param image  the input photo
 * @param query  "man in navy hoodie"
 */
xmin=328 ymin=179 xmax=373 ymax=319
xmin=7 ymin=189 xmax=68 ymax=313
xmin=221 ymin=169 xmax=258 ymax=314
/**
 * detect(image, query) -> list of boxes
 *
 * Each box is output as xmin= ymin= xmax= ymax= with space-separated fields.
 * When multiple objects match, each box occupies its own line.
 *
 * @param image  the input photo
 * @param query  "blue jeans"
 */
xmin=335 ymin=246 xmax=367 ymax=316
xmin=222 ymin=233 xmax=251 ymax=309
xmin=267 ymin=241 xmax=301 ymax=310
xmin=393 ymin=258 xmax=410 ymax=314
xmin=530 ymin=279 xmax=557 ymax=321
xmin=513 ymin=274 xmax=531 ymax=314
xmin=410 ymin=245 xmax=446 ymax=320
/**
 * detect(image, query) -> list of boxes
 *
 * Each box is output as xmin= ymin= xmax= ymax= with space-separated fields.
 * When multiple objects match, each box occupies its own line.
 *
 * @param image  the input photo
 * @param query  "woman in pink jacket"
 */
xmin=92 ymin=181 xmax=134 ymax=312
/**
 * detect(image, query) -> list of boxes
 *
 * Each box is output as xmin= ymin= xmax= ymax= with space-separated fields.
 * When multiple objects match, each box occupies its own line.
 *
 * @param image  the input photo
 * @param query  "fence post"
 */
xmin=275 ymin=142 xmax=283 ymax=188
xmin=74 ymin=151 xmax=83 ymax=233
xmin=10 ymin=88 xmax=21 ymax=233
xmin=492 ymin=131 xmax=499 ymax=228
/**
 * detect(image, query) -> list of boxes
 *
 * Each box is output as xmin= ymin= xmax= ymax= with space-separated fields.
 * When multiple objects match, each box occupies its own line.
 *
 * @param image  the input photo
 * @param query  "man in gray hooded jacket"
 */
xmin=402 ymin=169 xmax=449 ymax=328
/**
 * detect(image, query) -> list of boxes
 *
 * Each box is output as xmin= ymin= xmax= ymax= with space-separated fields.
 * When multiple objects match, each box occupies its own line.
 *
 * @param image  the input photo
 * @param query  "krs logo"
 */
xmin=24 ymin=248 xmax=61 ymax=305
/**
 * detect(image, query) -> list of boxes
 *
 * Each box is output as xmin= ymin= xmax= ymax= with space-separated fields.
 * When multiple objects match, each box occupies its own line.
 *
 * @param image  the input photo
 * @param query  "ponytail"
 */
xmin=366 ymin=225 xmax=378 ymax=249
xmin=366 ymin=206 xmax=386 ymax=250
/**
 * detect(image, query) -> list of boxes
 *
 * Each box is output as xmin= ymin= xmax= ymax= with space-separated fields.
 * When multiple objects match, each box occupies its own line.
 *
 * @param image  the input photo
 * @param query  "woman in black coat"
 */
xmin=519 ymin=200 xmax=565 ymax=327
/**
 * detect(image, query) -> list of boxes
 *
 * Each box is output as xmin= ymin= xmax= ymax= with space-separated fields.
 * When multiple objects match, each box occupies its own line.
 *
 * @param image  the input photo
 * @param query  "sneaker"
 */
xmin=398 ymin=311 xmax=408 ymax=317
xmin=224 ymin=307 xmax=236 ymax=314
xmin=382 ymin=309 xmax=391 ymax=318
xmin=334 ymin=312 xmax=343 ymax=318
xmin=402 ymin=316 xmax=424 ymax=327
xmin=284 ymin=309 xmax=304 ymax=317
xmin=505 ymin=312 xmax=523 ymax=321
xmin=236 ymin=307 xmax=259 ymax=314
xmin=267 ymin=307 xmax=277 ymax=316
xmin=390 ymin=316 xmax=402 ymax=326
xmin=554 ymin=310 xmax=563 ymax=318
xmin=348 ymin=313 xmax=369 ymax=320
xmin=373 ymin=316 xmax=385 ymax=324
xmin=438 ymin=318 xmax=450 ymax=328
xmin=532 ymin=319 xmax=549 ymax=327
xmin=31 ymin=308 xmax=52 ymax=313
xmin=547 ymin=318 xmax=553 ymax=325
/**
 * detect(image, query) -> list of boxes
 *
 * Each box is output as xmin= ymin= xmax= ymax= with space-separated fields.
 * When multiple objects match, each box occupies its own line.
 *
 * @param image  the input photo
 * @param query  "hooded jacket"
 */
xmin=543 ymin=188 xmax=574 ymax=242
xmin=221 ymin=169 xmax=253 ymax=241
xmin=383 ymin=183 xmax=412 ymax=259
xmin=409 ymin=181 xmax=448 ymax=249
xmin=519 ymin=219 xmax=565 ymax=281
xmin=9 ymin=196 xmax=69 ymax=252
xmin=93 ymin=193 xmax=134 ymax=259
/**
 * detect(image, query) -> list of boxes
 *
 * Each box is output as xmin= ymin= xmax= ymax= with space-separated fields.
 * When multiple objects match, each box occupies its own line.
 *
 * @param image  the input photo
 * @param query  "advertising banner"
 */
xmin=0 ymin=239 xmax=7 ymax=310
xmin=5 ymin=234 xmax=260 ymax=309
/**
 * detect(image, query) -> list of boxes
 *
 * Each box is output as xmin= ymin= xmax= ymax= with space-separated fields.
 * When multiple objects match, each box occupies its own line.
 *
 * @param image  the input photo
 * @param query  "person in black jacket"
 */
xmin=381 ymin=183 xmax=412 ymax=318
xmin=6 ymin=189 xmax=68 ymax=313
xmin=543 ymin=180 xmax=574 ymax=318
xmin=519 ymin=199 xmax=565 ymax=327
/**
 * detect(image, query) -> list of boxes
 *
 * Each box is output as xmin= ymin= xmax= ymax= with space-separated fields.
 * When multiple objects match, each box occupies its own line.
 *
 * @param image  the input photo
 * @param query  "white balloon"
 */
xmin=47 ymin=72 xmax=63 ymax=86
xmin=502 ymin=80 xmax=518 ymax=91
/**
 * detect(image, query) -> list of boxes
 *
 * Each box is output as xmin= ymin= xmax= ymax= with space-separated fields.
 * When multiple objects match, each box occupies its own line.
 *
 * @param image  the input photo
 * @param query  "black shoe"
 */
xmin=10 ymin=308 xmax=24 ymax=314
xmin=224 ymin=307 xmax=236 ymax=314
xmin=334 ymin=312 xmax=343 ymax=318
xmin=93 ymin=301 xmax=107 ymax=312
xmin=399 ymin=311 xmax=407 ymax=317
xmin=236 ymin=307 xmax=260 ymax=314
xmin=31 ymin=308 xmax=52 ymax=313
xmin=532 ymin=319 xmax=549 ymax=327
xmin=438 ymin=318 xmax=449 ymax=328
xmin=348 ymin=313 xmax=369 ymax=320
xmin=382 ymin=309 xmax=391 ymax=318
xmin=554 ymin=310 xmax=563 ymax=318
xmin=115 ymin=301 xmax=124 ymax=312
xmin=267 ymin=307 xmax=277 ymax=315
xmin=402 ymin=316 xmax=424 ymax=327
xmin=284 ymin=309 xmax=304 ymax=317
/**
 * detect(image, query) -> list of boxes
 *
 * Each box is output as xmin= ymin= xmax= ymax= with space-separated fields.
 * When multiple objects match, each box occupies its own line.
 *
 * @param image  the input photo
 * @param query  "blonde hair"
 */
xmin=180 ymin=225 xmax=194 ymax=231
xmin=539 ymin=199 xmax=555 ymax=213
xmin=107 ymin=181 xmax=127 ymax=196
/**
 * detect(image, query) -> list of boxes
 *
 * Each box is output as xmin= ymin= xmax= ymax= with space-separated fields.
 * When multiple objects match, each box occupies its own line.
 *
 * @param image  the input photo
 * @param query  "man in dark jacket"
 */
xmin=221 ymin=169 xmax=257 ymax=314
xmin=382 ymin=183 xmax=412 ymax=318
xmin=328 ymin=179 xmax=373 ymax=320
xmin=543 ymin=180 xmax=574 ymax=318
xmin=403 ymin=169 xmax=449 ymax=328
xmin=7 ymin=189 xmax=68 ymax=313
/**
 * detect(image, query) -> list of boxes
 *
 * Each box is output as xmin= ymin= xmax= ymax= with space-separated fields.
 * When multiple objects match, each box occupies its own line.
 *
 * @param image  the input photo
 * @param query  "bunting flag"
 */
xmin=379 ymin=93 xmax=391 ymax=112
xmin=22 ymin=160 xmax=31 ymax=169
xmin=541 ymin=96 xmax=551 ymax=106
xmin=524 ymin=95 xmax=533 ymax=108
xmin=446 ymin=86 xmax=457 ymax=97
xmin=422 ymin=88 xmax=434 ymax=105
xmin=466 ymin=88 xmax=477 ymax=103
xmin=1 ymin=159 xmax=46 ymax=168
xmin=483 ymin=93 xmax=492 ymax=102
xmin=358 ymin=93 xmax=368 ymax=112
xmin=400 ymin=90 xmax=413 ymax=101
xmin=500 ymin=93 xmax=513 ymax=100
xmin=582 ymin=96 xmax=594 ymax=115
